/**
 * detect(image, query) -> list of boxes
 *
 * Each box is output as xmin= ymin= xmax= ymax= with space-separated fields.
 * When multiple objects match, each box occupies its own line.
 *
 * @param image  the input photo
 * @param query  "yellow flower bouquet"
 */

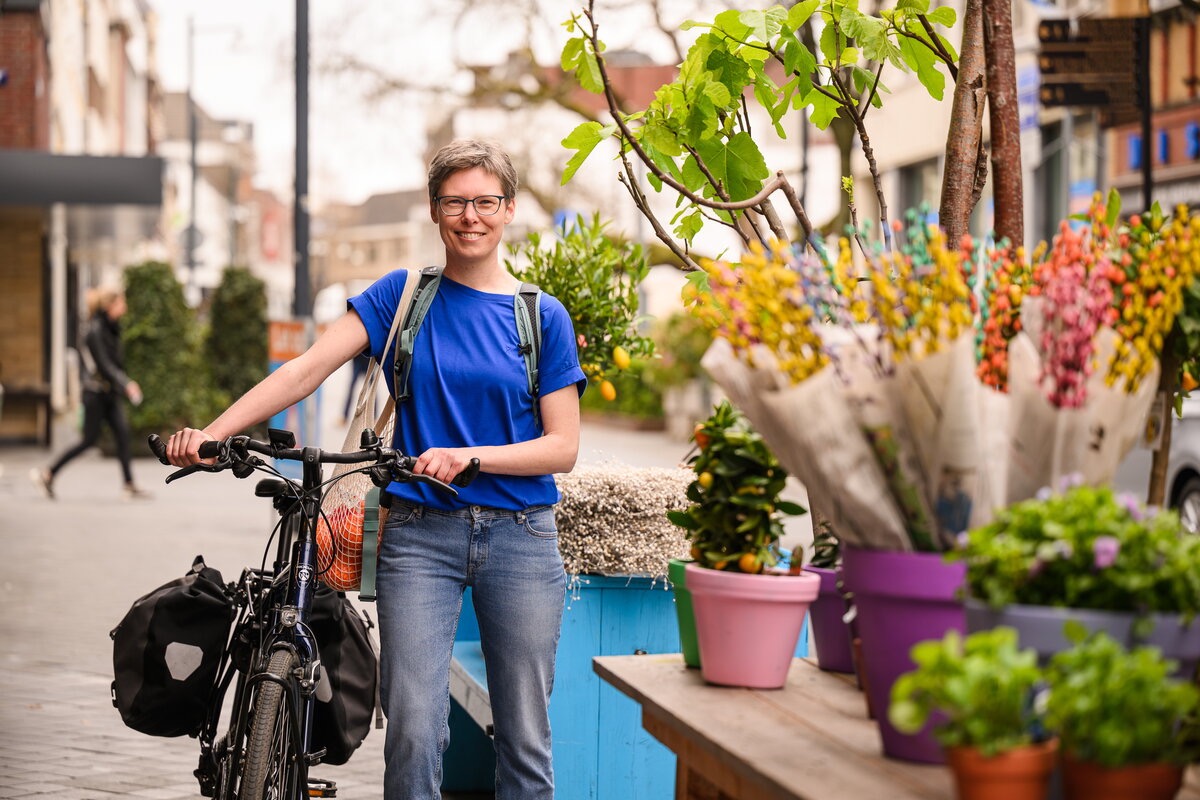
xmin=687 ymin=200 xmax=1199 ymax=552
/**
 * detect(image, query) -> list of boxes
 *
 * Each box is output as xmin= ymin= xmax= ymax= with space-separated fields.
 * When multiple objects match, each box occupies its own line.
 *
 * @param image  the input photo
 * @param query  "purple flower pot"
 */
xmin=966 ymin=599 xmax=1200 ymax=679
xmin=807 ymin=566 xmax=855 ymax=674
xmin=840 ymin=546 xmax=965 ymax=764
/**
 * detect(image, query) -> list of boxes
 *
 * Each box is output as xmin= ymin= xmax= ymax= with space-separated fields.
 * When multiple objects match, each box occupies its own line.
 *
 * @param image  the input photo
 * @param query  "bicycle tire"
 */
xmin=239 ymin=650 xmax=300 ymax=800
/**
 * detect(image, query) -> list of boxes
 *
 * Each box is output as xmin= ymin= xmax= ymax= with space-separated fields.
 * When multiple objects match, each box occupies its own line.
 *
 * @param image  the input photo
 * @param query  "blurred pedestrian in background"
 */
xmin=32 ymin=287 xmax=149 ymax=500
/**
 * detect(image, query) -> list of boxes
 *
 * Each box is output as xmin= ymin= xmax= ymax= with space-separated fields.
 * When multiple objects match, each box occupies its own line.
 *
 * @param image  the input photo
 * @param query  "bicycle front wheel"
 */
xmin=239 ymin=650 xmax=301 ymax=800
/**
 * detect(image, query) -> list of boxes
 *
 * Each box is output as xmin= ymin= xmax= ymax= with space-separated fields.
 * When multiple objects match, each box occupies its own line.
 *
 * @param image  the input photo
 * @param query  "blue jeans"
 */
xmin=376 ymin=501 xmax=565 ymax=800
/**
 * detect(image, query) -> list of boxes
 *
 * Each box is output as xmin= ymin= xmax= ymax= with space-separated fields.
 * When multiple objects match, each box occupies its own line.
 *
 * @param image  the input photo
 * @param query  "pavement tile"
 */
xmin=0 ymin=418 xmax=687 ymax=800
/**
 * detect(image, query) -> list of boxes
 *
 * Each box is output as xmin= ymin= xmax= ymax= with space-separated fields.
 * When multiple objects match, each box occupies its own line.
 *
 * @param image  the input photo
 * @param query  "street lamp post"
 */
xmin=293 ymin=0 xmax=311 ymax=320
xmin=186 ymin=16 xmax=198 ymax=301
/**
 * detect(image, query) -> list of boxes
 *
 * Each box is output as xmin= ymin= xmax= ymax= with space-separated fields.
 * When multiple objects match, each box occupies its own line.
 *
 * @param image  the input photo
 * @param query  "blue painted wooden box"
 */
xmin=442 ymin=576 xmax=810 ymax=798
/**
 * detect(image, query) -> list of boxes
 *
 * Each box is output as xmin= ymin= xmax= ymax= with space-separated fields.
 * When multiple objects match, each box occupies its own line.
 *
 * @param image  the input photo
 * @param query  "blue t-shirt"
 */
xmin=349 ymin=269 xmax=586 ymax=511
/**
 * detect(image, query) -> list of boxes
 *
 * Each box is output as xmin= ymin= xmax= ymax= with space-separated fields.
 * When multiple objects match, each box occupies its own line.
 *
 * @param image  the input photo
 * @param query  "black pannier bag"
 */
xmin=110 ymin=555 xmax=234 ymax=737
xmin=308 ymin=583 xmax=380 ymax=765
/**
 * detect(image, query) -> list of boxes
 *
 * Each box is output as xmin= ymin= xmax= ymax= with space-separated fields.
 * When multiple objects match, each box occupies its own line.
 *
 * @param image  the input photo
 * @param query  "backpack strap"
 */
xmin=393 ymin=266 xmax=444 ymax=403
xmin=514 ymin=283 xmax=543 ymax=430
xmin=358 ymin=487 xmax=381 ymax=603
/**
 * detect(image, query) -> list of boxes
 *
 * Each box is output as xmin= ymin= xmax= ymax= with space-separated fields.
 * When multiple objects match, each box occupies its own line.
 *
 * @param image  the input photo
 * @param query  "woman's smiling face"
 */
xmin=430 ymin=166 xmax=515 ymax=268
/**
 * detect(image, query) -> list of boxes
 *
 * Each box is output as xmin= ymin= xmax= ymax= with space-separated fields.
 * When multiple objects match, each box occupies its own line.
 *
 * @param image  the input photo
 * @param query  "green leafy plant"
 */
xmin=667 ymin=400 xmax=805 ymax=573
xmin=578 ymin=359 xmax=663 ymax=420
xmin=642 ymin=311 xmax=713 ymax=393
xmin=506 ymin=214 xmax=654 ymax=400
xmin=561 ymin=0 xmax=958 ymax=264
xmin=1044 ymin=624 xmax=1200 ymax=767
xmin=889 ymin=627 xmax=1047 ymax=757
xmin=123 ymin=261 xmax=224 ymax=437
xmin=950 ymin=482 xmax=1200 ymax=617
xmin=206 ymin=266 xmax=267 ymax=407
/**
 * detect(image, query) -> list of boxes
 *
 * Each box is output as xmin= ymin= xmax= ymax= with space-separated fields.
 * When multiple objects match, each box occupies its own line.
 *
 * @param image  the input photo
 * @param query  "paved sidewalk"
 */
xmin=0 ymin=403 xmax=695 ymax=799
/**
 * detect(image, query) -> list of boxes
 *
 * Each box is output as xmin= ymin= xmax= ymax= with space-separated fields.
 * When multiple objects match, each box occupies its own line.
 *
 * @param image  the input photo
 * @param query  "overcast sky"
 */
xmin=150 ymin=0 xmax=700 ymax=207
xmin=152 ymin=0 xmax=438 ymax=205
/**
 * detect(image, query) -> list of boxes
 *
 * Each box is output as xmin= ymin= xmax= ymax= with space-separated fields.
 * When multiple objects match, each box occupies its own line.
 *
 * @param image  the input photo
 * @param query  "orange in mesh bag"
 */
xmin=316 ymin=489 xmax=380 ymax=593
xmin=315 ymin=271 xmax=418 ymax=598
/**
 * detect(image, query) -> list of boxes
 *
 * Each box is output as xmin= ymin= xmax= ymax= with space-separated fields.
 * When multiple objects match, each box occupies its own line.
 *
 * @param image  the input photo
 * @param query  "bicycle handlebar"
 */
xmin=147 ymin=432 xmax=480 ymax=496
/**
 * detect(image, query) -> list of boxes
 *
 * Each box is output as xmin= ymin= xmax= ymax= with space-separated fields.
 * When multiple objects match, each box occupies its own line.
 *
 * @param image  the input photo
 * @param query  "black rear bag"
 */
xmin=110 ymin=555 xmax=234 ymax=737
xmin=308 ymin=584 xmax=379 ymax=765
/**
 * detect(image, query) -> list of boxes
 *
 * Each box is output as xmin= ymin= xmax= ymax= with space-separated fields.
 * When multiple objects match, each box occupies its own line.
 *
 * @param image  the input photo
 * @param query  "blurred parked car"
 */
xmin=1113 ymin=396 xmax=1200 ymax=533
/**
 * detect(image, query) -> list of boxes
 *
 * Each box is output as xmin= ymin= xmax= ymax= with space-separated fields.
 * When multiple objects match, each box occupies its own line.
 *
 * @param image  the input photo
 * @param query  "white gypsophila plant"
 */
xmin=555 ymin=464 xmax=693 ymax=581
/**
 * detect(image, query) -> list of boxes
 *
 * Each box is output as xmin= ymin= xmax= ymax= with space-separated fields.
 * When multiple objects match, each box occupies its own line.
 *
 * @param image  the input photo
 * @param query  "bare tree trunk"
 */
xmin=983 ymin=0 xmax=1023 ymax=247
xmin=940 ymin=0 xmax=987 ymax=244
xmin=1148 ymin=342 xmax=1182 ymax=506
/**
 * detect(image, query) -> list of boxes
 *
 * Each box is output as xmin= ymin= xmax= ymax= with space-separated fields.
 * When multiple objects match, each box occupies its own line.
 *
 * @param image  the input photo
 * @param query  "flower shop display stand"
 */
xmin=594 ymin=654 xmax=1200 ymax=800
xmin=442 ymin=578 xmax=809 ymax=798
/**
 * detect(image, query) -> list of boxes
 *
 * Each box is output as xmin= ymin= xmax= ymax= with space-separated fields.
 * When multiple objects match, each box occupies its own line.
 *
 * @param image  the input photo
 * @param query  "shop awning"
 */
xmin=0 ymin=149 xmax=163 ymax=206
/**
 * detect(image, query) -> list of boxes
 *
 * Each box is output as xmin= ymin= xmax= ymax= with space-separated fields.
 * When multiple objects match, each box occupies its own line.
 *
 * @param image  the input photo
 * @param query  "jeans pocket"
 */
xmin=523 ymin=508 xmax=558 ymax=538
xmin=384 ymin=503 xmax=420 ymax=529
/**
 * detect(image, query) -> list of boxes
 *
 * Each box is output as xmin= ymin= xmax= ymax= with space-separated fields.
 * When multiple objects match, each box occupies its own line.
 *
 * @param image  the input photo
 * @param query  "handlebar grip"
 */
xmin=452 ymin=458 xmax=481 ymax=488
xmin=147 ymin=434 xmax=169 ymax=465
xmin=198 ymin=441 xmax=222 ymax=459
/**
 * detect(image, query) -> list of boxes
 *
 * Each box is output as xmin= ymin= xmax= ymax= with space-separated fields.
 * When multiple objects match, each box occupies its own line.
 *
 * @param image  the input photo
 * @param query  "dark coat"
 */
xmin=81 ymin=312 xmax=130 ymax=395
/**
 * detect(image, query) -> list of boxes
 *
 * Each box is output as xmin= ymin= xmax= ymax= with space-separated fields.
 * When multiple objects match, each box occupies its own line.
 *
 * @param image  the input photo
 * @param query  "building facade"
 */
xmin=0 ymin=0 xmax=164 ymax=444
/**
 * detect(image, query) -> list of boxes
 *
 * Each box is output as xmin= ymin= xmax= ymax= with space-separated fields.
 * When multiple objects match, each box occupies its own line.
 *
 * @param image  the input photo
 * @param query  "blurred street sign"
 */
xmin=178 ymin=224 xmax=205 ymax=253
xmin=1039 ymin=82 xmax=1135 ymax=107
xmin=1037 ymin=17 xmax=1143 ymax=113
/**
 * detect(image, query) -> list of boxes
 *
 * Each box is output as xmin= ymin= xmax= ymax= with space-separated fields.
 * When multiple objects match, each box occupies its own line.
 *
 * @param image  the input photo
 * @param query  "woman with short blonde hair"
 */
xmin=33 ymin=287 xmax=148 ymax=500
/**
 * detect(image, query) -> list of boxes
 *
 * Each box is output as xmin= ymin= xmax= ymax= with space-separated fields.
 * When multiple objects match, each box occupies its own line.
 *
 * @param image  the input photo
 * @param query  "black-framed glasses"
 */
xmin=435 ymin=195 xmax=509 ymax=216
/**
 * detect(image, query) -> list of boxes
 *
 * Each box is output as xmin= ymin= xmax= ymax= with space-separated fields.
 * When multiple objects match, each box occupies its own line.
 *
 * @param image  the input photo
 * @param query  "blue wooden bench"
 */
xmin=441 ymin=578 xmax=810 ymax=798
xmin=448 ymin=639 xmax=492 ymax=735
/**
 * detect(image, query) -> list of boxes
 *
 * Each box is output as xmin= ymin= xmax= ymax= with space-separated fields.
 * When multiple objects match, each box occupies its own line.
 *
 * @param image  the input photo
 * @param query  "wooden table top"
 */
xmin=593 ymin=654 xmax=1200 ymax=800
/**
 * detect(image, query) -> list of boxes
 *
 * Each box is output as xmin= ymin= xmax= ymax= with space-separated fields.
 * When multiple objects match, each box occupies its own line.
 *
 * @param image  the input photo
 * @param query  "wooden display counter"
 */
xmin=594 ymin=654 xmax=1200 ymax=800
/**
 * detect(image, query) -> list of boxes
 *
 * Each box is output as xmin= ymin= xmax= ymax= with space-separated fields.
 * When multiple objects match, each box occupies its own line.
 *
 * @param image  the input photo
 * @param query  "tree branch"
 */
xmin=830 ymin=69 xmax=893 ymax=249
xmin=860 ymin=62 xmax=886 ymax=121
xmin=583 ymin=2 xmax=785 ymax=217
xmin=616 ymin=158 xmax=700 ymax=271
xmin=916 ymin=17 xmax=959 ymax=81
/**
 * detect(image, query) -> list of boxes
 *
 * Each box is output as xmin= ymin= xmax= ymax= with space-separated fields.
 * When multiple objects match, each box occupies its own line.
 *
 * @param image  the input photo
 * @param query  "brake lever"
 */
xmin=390 ymin=466 xmax=459 ymax=498
xmin=165 ymin=463 xmax=223 ymax=484
xmin=411 ymin=472 xmax=459 ymax=497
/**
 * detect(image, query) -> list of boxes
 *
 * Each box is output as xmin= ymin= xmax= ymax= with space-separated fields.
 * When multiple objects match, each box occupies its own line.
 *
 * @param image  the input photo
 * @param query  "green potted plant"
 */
xmin=666 ymin=400 xmax=815 ymax=689
xmin=1044 ymin=624 xmax=1200 ymax=800
xmin=889 ymin=627 xmax=1057 ymax=800
xmin=951 ymin=481 xmax=1200 ymax=675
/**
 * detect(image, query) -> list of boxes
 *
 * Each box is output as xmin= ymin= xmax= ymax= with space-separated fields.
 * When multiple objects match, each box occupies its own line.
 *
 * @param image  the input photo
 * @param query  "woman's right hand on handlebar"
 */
xmin=166 ymin=427 xmax=217 ymax=467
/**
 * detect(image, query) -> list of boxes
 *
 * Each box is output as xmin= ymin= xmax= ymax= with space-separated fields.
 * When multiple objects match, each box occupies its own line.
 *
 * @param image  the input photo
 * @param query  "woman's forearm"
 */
xmin=465 ymin=431 xmax=579 ymax=476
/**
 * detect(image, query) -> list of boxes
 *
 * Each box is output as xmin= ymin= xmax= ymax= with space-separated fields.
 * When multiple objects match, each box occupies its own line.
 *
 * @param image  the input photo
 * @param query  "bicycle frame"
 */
xmin=195 ymin=449 xmax=331 ymax=800
xmin=149 ymin=428 xmax=475 ymax=800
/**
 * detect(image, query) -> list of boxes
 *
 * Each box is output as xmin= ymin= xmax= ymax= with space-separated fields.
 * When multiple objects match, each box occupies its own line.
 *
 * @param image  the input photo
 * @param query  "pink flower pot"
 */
xmin=685 ymin=564 xmax=820 ymax=689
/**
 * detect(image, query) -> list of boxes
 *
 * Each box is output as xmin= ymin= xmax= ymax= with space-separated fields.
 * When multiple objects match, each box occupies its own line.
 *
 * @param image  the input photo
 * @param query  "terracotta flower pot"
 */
xmin=1061 ymin=752 xmax=1185 ymax=800
xmin=946 ymin=739 xmax=1059 ymax=800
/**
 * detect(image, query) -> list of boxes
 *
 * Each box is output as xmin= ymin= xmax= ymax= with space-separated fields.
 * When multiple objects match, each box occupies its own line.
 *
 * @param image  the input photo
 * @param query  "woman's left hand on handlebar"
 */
xmin=413 ymin=447 xmax=476 ymax=485
xmin=166 ymin=427 xmax=217 ymax=467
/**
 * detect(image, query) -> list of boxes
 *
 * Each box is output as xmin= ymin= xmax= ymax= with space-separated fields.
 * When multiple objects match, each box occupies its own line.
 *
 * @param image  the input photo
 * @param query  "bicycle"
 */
xmin=148 ymin=427 xmax=478 ymax=800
